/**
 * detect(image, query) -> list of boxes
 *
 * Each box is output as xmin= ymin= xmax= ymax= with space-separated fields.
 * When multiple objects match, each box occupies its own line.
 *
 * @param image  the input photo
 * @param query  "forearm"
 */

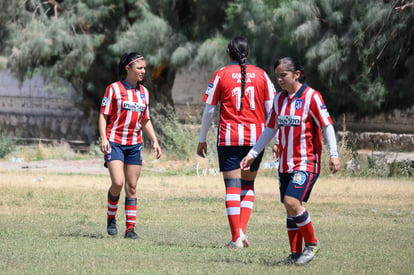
xmin=98 ymin=114 xmax=108 ymax=141
xmin=198 ymin=104 xmax=216 ymax=142
xmin=247 ymin=127 xmax=277 ymax=159
xmin=142 ymin=119 xmax=159 ymax=145
xmin=323 ymin=124 xmax=339 ymax=158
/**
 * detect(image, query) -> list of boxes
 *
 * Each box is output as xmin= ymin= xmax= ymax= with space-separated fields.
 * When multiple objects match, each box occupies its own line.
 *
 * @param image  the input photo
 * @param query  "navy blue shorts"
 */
xmin=279 ymin=171 xmax=319 ymax=203
xmin=104 ymin=142 xmax=143 ymax=167
xmin=217 ymin=146 xmax=264 ymax=172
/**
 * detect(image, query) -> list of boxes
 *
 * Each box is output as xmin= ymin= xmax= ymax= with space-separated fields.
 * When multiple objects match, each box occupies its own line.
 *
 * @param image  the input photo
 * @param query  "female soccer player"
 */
xmin=99 ymin=52 xmax=162 ymax=239
xmin=241 ymin=56 xmax=340 ymax=264
xmin=197 ymin=36 xmax=276 ymax=248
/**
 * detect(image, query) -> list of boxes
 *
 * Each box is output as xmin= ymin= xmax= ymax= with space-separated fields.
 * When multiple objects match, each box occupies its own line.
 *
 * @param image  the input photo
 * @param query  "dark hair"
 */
xmin=228 ymin=36 xmax=249 ymax=108
xmin=118 ymin=52 xmax=144 ymax=78
xmin=273 ymin=56 xmax=306 ymax=83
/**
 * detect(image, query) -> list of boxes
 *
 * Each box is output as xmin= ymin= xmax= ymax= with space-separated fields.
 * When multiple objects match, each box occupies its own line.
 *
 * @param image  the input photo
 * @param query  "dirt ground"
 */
xmin=1 ymin=149 xmax=414 ymax=176
xmin=0 ymin=158 xmax=108 ymax=175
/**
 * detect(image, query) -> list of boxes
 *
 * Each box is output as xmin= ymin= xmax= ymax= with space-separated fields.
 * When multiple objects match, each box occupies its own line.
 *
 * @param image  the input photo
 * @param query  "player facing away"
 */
xmin=197 ymin=36 xmax=276 ymax=248
xmin=99 ymin=52 xmax=162 ymax=239
xmin=241 ymin=57 xmax=340 ymax=264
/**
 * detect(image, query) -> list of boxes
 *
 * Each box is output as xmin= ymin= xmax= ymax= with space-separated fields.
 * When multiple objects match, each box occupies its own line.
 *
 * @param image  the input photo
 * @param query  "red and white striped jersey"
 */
xmin=203 ymin=63 xmax=276 ymax=146
xmin=266 ymin=84 xmax=333 ymax=173
xmin=100 ymin=81 xmax=150 ymax=145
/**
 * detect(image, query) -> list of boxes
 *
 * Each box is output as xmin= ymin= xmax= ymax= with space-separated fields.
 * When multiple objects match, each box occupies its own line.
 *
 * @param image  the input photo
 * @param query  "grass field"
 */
xmin=0 ymin=160 xmax=413 ymax=274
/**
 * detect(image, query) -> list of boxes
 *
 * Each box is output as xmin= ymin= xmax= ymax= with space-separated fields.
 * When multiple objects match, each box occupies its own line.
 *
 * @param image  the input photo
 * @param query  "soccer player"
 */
xmin=99 ymin=52 xmax=162 ymax=239
xmin=197 ymin=36 xmax=276 ymax=248
xmin=241 ymin=57 xmax=340 ymax=264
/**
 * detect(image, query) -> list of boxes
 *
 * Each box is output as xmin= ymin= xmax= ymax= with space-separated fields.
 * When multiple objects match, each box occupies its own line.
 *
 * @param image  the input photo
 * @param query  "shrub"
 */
xmin=0 ymin=132 xmax=15 ymax=159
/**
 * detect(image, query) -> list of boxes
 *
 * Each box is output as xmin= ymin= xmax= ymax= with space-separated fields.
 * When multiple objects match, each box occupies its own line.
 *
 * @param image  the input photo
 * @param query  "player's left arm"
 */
xmin=311 ymin=92 xmax=340 ymax=173
xmin=142 ymin=119 xmax=162 ymax=159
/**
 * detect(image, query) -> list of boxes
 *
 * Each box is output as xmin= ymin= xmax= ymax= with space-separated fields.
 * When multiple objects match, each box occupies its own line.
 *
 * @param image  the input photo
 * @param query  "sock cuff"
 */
xmin=224 ymin=178 xmax=241 ymax=188
xmin=125 ymin=197 xmax=137 ymax=206
xmin=108 ymin=191 xmax=120 ymax=202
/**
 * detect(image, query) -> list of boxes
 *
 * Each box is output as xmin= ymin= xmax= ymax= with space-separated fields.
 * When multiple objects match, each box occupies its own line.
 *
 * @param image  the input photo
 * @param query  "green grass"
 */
xmin=0 ymin=170 xmax=413 ymax=274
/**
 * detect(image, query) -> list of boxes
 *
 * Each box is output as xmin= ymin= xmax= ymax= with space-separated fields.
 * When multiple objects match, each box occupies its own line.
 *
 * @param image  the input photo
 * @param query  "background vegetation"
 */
xmin=1 ymin=0 xmax=413 ymax=117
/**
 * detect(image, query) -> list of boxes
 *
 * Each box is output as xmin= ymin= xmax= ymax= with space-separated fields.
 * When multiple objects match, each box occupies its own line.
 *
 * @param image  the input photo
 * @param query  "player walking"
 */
xmin=197 ymin=36 xmax=276 ymax=248
xmin=99 ymin=52 xmax=162 ymax=239
xmin=241 ymin=57 xmax=340 ymax=264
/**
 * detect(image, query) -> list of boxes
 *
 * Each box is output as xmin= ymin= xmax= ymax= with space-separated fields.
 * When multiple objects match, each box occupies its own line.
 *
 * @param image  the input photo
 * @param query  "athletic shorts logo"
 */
xmin=292 ymin=171 xmax=307 ymax=186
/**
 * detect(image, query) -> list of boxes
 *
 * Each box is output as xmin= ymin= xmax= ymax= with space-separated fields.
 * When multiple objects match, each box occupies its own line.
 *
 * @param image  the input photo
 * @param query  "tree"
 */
xmin=273 ymin=0 xmax=414 ymax=116
xmin=1 ymin=0 xmax=230 ymax=112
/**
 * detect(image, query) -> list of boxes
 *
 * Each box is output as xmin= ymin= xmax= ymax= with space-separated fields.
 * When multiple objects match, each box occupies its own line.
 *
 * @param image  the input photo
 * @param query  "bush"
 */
xmin=0 ymin=132 xmax=15 ymax=159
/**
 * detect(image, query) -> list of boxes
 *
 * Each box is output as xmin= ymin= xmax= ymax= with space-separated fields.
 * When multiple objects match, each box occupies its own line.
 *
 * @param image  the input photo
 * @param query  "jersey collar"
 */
xmin=121 ymin=79 xmax=140 ymax=90
xmin=284 ymin=82 xmax=308 ymax=98
xmin=228 ymin=60 xmax=251 ymax=65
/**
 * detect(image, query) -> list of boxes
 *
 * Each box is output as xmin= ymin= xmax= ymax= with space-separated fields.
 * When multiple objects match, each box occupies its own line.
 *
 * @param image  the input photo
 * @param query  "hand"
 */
xmin=272 ymin=144 xmax=279 ymax=160
xmin=100 ymin=139 xmax=111 ymax=154
xmin=329 ymin=158 xmax=340 ymax=173
xmin=153 ymin=143 xmax=162 ymax=159
xmin=240 ymin=156 xmax=254 ymax=170
xmin=197 ymin=142 xmax=207 ymax=158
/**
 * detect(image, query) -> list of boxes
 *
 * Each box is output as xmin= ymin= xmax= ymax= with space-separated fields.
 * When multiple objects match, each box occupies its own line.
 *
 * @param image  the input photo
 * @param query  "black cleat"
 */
xmin=107 ymin=218 xmax=118 ymax=236
xmin=276 ymin=253 xmax=301 ymax=266
xmin=124 ymin=228 xmax=141 ymax=240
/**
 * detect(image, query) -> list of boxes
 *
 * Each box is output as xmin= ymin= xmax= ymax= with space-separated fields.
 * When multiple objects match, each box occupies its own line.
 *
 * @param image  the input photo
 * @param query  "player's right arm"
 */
xmin=99 ymin=113 xmax=110 ymax=154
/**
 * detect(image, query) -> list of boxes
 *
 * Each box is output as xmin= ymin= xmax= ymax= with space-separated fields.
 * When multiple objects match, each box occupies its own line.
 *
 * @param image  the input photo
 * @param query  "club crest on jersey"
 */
xmin=101 ymin=97 xmax=110 ymax=106
xmin=278 ymin=115 xmax=300 ymax=127
xmin=123 ymin=101 xmax=146 ymax=112
xmin=295 ymin=99 xmax=303 ymax=110
xmin=140 ymin=94 xmax=147 ymax=104
xmin=292 ymin=171 xmax=307 ymax=186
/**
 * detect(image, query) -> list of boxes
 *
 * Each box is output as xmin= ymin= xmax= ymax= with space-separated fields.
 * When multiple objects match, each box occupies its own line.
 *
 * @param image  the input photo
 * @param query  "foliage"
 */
xmin=273 ymin=0 xmax=414 ymax=116
xmin=0 ymin=132 xmax=15 ymax=159
xmin=0 ymin=0 xmax=229 ymax=109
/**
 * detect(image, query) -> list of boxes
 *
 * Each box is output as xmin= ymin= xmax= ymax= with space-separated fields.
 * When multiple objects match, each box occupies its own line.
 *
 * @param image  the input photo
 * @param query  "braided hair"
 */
xmin=228 ymin=36 xmax=249 ymax=109
xmin=118 ymin=52 xmax=145 ymax=79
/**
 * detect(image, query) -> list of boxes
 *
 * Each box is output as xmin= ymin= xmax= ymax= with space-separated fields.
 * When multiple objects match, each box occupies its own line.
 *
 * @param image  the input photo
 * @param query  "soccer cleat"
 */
xmin=239 ymin=229 xmax=250 ymax=248
xmin=225 ymin=237 xmax=244 ymax=249
xmin=276 ymin=253 xmax=301 ymax=265
xmin=107 ymin=218 xmax=118 ymax=236
xmin=124 ymin=228 xmax=141 ymax=240
xmin=295 ymin=240 xmax=320 ymax=265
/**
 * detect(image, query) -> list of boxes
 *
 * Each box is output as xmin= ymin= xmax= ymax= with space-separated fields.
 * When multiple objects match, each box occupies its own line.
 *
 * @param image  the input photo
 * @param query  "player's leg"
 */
xmin=284 ymin=171 xmax=320 ymax=265
xmin=239 ymin=170 xmax=257 ymax=248
xmin=277 ymin=173 xmax=302 ymax=265
xmin=223 ymin=169 xmax=243 ymax=248
xmin=123 ymin=144 xmax=143 ymax=240
xmin=238 ymin=146 xmax=264 ymax=247
xmin=106 ymin=160 xmax=125 ymax=236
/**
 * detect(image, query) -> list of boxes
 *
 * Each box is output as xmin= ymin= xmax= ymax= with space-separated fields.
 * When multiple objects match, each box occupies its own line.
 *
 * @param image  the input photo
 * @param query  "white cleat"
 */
xmin=239 ymin=229 xmax=250 ymax=248
xmin=225 ymin=237 xmax=244 ymax=249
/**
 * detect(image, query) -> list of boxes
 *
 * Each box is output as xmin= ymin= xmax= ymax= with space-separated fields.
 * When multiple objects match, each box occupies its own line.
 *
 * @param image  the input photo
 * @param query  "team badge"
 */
xmin=140 ymin=94 xmax=147 ymax=104
xmin=292 ymin=171 xmax=307 ymax=186
xmin=295 ymin=99 xmax=303 ymax=110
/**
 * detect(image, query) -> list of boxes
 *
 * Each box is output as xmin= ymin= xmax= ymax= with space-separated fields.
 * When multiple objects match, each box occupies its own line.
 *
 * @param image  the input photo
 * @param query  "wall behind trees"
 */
xmin=1 ymin=68 xmax=414 ymax=151
xmin=0 ymin=70 xmax=97 ymax=145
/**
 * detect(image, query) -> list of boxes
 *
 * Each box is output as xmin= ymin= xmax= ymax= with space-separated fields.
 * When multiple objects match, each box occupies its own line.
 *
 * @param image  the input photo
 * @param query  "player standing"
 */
xmin=241 ymin=56 xmax=340 ymax=264
xmin=197 ymin=36 xmax=276 ymax=248
xmin=99 ymin=52 xmax=162 ymax=239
